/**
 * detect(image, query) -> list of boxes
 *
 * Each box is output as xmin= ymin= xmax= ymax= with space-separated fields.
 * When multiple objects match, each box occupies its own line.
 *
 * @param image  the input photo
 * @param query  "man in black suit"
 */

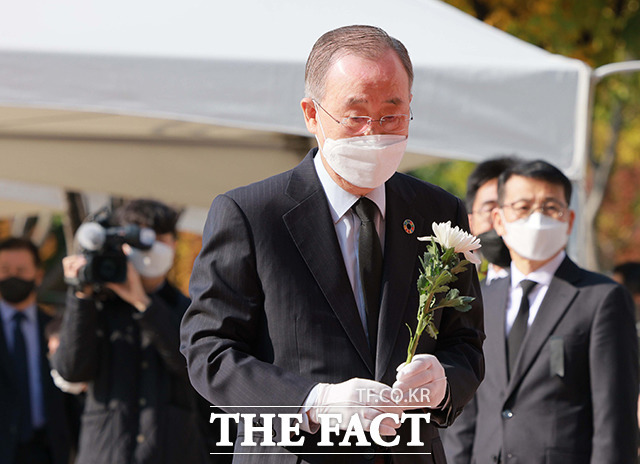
xmin=180 ymin=25 xmax=484 ymax=463
xmin=444 ymin=160 xmax=638 ymax=463
xmin=0 ymin=238 xmax=70 ymax=464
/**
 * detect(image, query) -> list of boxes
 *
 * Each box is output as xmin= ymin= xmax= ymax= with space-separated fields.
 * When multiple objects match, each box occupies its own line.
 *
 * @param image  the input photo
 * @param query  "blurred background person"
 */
xmin=612 ymin=261 xmax=640 ymax=322
xmin=611 ymin=260 xmax=640 ymax=459
xmin=465 ymin=157 xmax=518 ymax=283
xmin=441 ymin=156 xmax=516 ymax=460
xmin=0 ymin=237 xmax=70 ymax=464
xmin=45 ymin=315 xmax=85 ymax=463
xmin=52 ymin=199 xmax=211 ymax=464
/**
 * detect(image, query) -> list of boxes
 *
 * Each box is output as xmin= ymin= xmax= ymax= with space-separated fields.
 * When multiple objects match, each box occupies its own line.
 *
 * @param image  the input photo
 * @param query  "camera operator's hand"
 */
xmin=105 ymin=260 xmax=151 ymax=312
xmin=62 ymin=255 xmax=93 ymax=298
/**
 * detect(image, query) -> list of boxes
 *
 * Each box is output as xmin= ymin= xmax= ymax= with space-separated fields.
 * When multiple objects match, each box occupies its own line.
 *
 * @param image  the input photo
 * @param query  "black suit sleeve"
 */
xmin=431 ymin=197 xmax=485 ymax=426
xmin=52 ymin=291 xmax=100 ymax=383
xmin=180 ymin=194 xmax=317 ymax=415
xmin=589 ymin=284 xmax=638 ymax=463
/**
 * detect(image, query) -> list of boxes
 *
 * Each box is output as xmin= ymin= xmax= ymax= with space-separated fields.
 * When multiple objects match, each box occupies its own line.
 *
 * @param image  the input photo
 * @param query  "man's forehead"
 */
xmin=504 ymin=175 xmax=564 ymax=198
xmin=0 ymin=249 xmax=37 ymax=266
xmin=324 ymin=52 xmax=410 ymax=98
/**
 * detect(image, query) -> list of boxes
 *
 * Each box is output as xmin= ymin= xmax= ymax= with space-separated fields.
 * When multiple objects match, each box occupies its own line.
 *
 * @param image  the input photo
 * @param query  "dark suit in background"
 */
xmin=0 ymin=308 xmax=70 ymax=464
xmin=180 ymin=150 xmax=485 ymax=463
xmin=443 ymin=257 xmax=638 ymax=463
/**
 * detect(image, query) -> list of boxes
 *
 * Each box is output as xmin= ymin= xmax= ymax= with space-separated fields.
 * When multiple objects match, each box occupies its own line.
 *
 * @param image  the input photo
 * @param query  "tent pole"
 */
xmin=575 ymin=60 xmax=640 ymax=270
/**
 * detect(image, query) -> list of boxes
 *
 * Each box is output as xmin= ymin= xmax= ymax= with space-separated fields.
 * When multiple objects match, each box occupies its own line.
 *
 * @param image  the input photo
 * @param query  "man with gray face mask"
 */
xmin=52 ymin=199 xmax=214 ymax=464
xmin=445 ymin=160 xmax=638 ymax=464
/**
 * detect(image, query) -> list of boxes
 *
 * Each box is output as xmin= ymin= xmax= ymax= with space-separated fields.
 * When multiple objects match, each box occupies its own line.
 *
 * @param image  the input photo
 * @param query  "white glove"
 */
xmin=308 ymin=378 xmax=401 ymax=436
xmin=51 ymin=369 xmax=87 ymax=395
xmin=392 ymin=354 xmax=447 ymax=409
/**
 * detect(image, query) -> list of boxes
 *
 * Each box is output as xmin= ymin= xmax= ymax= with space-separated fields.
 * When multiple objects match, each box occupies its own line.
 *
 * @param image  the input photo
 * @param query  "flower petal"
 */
xmin=464 ymin=250 xmax=482 ymax=265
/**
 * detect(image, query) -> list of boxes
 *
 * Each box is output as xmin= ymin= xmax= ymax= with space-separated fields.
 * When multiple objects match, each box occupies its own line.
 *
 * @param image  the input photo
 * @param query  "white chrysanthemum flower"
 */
xmin=418 ymin=221 xmax=482 ymax=265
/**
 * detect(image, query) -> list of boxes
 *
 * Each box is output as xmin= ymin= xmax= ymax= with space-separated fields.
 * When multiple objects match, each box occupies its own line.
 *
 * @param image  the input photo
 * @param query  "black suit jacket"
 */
xmin=180 ymin=150 xmax=485 ymax=464
xmin=0 ymin=308 xmax=70 ymax=464
xmin=442 ymin=257 xmax=638 ymax=464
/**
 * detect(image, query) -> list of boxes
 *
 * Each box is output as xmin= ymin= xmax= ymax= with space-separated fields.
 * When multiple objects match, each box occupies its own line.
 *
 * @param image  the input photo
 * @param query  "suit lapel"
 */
xmin=506 ymin=257 xmax=579 ymax=397
xmin=483 ymin=277 xmax=510 ymax=388
xmin=376 ymin=177 xmax=424 ymax=380
xmin=283 ymin=151 xmax=373 ymax=374
xmin=37 ymin=309 xmax=53 ymax=421
xmin=0 ymin=313 xmax=14 ymax=381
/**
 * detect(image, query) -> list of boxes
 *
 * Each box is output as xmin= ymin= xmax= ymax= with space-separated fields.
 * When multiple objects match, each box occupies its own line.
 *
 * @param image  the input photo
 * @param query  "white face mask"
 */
xmin=501 ymin=211 xmax=569 ymax=261
xmin=314 ymin=103 xmax=407 ymax=189
xmin=128 ymin=241 xmax=175 ymax=278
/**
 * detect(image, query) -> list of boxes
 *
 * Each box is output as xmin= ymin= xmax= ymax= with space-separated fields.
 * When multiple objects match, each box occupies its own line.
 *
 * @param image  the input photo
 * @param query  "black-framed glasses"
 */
xmin=501 ymin=200 xmax=568 ymax=220
xmin=313 ymin=99 xmax=412 ymax=135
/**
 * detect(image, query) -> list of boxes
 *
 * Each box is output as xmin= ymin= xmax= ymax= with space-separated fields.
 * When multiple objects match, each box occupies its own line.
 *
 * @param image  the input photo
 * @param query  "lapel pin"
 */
xmin=403 ymin=219 xmax=415 ymax=235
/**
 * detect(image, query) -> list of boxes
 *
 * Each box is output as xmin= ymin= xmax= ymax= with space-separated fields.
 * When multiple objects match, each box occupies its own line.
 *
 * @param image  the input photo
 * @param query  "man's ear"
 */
xmin=566 ymin=209 xmax=576 ymax=236
xmin=300 ymin=98 xmax=318 ymax=135
xmin=35 ymin=268 xmax=44 ymax=286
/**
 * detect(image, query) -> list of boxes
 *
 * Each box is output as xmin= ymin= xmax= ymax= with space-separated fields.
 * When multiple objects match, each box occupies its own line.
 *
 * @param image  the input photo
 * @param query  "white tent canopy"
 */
xmin=0 ymin=0 xmax=591 ymax=226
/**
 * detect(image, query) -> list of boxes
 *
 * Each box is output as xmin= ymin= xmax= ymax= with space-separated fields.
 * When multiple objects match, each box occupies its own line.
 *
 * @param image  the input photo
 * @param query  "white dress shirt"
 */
xmin=505 ymin=251 xmax=566 ymax=336
xmin=0 ymin=299 xmax=46 ymax=429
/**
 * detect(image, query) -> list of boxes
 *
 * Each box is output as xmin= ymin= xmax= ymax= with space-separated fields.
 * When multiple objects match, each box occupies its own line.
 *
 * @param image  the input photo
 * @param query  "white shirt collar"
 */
xmin=485 ymin=264 xmax=509 ymax=285
xmin=313 ymin=151 xmax=386 ymax=222
xmin=510 ymin=250 xmax=566 ymax=290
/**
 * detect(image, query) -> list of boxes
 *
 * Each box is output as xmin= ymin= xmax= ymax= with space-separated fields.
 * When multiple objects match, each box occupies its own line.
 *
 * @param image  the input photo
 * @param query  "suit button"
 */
xmin=501 ymin=409 xmax=513 ymax=419
xmin=139 ymin=398 xmax=147 ymax=407
xmin=136 ymin=434 xmax=145 ymax=443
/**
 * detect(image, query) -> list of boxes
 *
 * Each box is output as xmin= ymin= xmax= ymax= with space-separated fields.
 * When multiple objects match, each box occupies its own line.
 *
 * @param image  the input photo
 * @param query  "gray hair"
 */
xmin=304 ymin=25 xmax=414 ymax=101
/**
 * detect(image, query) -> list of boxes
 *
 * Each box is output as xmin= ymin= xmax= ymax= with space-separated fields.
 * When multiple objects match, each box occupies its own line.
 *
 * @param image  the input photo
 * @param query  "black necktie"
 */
xmin=507 ymin=279 xmax=537 ymax=378
xmin=11 ymin=311 xmax=33 ymax=442
xmin=352 ymin=198 xmax=383 ymax=359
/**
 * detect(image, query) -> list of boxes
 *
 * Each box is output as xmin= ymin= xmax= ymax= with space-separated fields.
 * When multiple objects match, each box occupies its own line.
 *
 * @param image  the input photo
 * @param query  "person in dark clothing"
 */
xmin=0 ymin=237 xmax=71 ymax=464
xmin=53 ymin=199 xmax=212 ymax=464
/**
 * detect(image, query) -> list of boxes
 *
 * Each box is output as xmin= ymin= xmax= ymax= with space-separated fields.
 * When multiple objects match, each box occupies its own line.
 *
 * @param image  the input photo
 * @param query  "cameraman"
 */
xmin=53 ymin=199 xmax=209 ymax=464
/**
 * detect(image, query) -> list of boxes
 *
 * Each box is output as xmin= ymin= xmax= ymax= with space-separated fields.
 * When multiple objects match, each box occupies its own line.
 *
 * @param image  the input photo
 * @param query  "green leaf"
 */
xmin=455 ymin=304 xmax=473 ymax=313
xmin=446 ymin=288 xmax=461 ymax=300
xmin=426 ymin=321 xmax=439 ymax=339
xmin=417 ymin=274 xmax=428 ymax=291
xmin=432 ymin=285 xmax=450 ymax=294
xmin=451 ymin=260 xmax=470 ymax=275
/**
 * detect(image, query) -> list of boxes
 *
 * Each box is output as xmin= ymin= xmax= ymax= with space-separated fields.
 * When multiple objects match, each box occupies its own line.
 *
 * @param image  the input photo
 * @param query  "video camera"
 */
xmin=73 ymin=215 xmax=156 ymax=286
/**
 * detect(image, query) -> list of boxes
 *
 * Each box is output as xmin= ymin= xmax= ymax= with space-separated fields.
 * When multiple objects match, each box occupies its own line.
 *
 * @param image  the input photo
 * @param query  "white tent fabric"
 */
xmin=1 ymin=0 xmax=590 ymax=166
xmin=0 ymin=0 xmax=591 ymax=225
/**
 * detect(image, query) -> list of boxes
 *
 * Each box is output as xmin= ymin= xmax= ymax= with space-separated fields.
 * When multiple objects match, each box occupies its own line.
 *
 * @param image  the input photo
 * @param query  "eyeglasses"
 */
xmin=501 ymin=200 xmax=568 ymax=220
xmin=471 ymin=203 xmax=499 ymax=225
xmin=313 ymin=99 xmax=412 ymax=135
